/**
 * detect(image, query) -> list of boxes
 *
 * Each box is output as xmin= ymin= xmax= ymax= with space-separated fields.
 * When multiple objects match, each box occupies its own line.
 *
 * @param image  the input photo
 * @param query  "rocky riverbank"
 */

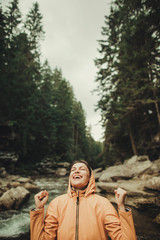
xmin=94 ymin=155 xmax=160 ymax=225
xmin=0 ymin=174 xmax=37 ymax=211
xmin=0 ymin=156 xmax=70 ymax=212
xmin=0 ymin=153 xmax=159 ymax=225
xmin=0 ymin=154 xmax=160 ymax=239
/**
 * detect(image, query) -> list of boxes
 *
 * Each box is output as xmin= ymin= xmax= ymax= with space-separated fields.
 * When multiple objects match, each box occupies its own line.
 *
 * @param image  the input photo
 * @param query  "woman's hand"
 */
xmin=114 ymin=187 xmax=127 ymax=212
xmin=34 ymin=190 xmax=49 ymax=210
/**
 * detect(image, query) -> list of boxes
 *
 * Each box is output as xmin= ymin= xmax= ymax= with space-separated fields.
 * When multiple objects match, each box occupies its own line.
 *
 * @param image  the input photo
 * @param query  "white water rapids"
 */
xmin=0 ymin=177 xmax=68 ymax=239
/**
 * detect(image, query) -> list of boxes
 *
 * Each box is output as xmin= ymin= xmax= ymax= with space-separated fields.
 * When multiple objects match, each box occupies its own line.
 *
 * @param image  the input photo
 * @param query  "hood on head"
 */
xmin=67 ymin=169 xmax=96 ymax=198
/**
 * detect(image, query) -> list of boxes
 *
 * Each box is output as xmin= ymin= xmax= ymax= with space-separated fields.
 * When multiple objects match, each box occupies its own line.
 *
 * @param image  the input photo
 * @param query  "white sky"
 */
xmin=1 ymin=0 xmax=111 ymax=141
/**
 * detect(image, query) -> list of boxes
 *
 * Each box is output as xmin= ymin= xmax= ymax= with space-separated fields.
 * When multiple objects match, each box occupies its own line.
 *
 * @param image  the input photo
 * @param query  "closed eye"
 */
xmin=71 ymin=168 xmax=76 ymax=172
xmin=79 ymin=167 xmax=86 ymax=171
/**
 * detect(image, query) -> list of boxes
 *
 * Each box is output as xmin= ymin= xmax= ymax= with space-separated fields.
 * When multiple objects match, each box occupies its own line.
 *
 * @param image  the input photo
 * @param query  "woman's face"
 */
xmin=70 ymin=162 xmax=90 ymax=190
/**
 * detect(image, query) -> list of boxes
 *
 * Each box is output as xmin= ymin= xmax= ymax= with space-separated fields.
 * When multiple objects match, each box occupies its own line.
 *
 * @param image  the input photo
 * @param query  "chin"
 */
xmin=71 ymin=181 xmax=83 ymax=189
xmin=72 ymin=183 xmax=82 ymax=189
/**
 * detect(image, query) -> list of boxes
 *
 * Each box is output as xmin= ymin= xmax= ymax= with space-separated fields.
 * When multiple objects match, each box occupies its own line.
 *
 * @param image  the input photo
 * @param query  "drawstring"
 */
xmin=75 ymin=190 xmax=79 ymax=240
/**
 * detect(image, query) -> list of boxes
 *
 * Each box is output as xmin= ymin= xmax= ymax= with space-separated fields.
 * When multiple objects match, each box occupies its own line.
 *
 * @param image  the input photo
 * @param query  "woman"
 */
xmin=30 ymin=160 xmax=137 ymax=240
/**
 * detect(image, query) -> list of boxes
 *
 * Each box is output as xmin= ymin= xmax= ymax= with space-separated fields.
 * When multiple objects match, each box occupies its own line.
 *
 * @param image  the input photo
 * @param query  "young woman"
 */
xmin=30 ymin=160 xmax=137 ymax=240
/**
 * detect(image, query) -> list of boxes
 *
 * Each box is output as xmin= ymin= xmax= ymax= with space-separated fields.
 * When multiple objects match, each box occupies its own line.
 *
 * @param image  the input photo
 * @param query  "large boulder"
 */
xmin=99 ymin=155 xmax=152 ymax=182
xmin=0 ymin=186 xmax=30 ymax=211
xmin=144 ymin=159 xmax=160 ymax=176
xmin=99 ymin=165 xmax=133 ymax=182
xmin=144 ymin=176 xmax=160 ymax=192
xmin=96 ymin=179 xmax=159 ymax=211
xmin=95 ymin=155 xmax=160 ymax=222
xmin=96 ymin=179 xmax=154 ymax=198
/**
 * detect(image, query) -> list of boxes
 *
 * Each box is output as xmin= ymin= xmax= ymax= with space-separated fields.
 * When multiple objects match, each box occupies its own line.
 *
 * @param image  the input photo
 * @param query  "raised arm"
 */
xmin=114 ymin=187 xmax=127 ymax=212
xmin=104 ymin=188 xmax=137 ymax=240
xmin=30 ymin=191 xmax=58 ymax=240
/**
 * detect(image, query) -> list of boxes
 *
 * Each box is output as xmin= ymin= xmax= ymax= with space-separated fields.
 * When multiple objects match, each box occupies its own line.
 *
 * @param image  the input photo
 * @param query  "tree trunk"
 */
xmin=155 ymin=101 xmax=160 ymax=128
xmin=128 ymin=122 xmax=137 ymax=155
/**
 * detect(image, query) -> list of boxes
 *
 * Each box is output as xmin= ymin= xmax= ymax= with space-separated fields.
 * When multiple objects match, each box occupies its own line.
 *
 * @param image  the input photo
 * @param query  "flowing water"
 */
xmin=0 ymin=176 xmax=159 ymax=240
xmin=0 ymin=176 xmax=68 ymax=240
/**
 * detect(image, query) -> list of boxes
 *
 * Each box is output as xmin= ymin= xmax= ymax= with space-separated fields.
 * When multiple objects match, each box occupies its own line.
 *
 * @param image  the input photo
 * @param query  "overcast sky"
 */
xmin=2 ymin=0 xmax=111 ymax=141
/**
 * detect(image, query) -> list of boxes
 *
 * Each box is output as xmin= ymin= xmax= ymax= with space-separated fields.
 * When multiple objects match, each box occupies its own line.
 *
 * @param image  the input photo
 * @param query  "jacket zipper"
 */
xmin=75 ymin=191 xmax=79 ymax=240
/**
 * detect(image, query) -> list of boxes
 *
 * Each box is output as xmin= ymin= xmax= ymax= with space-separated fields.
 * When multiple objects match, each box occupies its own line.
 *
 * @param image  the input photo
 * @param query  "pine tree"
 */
xmin=50 ymin=68 xmax=74 ymax=162
xmin=72 ymin=100 xmax=87 ymax=160
xmin=4 ymin=0 xmax=22 ymax=45
xmin=24 ymin=2 xmax=44 ymax=58
xmin=95 ymin=0 xmax=160 ymax=164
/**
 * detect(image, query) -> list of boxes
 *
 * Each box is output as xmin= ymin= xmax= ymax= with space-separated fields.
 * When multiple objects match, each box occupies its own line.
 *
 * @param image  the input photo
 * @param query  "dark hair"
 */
xmin=70 ymin=160 xmax=92 ymax=176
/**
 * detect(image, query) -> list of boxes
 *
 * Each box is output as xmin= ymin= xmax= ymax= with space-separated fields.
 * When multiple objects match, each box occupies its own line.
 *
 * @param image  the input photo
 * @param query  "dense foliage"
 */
xmin=0 ymin=0 xmax=102 ymax=168
xmin=95 ymin=0 xmax=160 ymax=165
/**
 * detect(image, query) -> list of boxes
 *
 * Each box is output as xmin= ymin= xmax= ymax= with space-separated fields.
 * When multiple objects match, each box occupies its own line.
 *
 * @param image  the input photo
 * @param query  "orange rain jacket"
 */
xmin=30 ymin=171 xmax=137 ymax=240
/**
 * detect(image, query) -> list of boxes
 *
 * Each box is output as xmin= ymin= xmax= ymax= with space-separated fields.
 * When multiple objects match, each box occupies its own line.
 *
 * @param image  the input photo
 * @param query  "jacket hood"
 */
xmin=67 ymin=169 xmax=96 ymax=198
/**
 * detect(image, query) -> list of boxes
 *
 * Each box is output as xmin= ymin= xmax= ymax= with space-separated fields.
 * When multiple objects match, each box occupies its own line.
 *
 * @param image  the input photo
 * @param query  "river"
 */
xmin=0 ymin=176 xmax=159 ymax=240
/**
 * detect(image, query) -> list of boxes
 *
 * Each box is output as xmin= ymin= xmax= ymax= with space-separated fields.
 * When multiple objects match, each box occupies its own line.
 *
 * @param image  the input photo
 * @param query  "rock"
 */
xmin=144 ymin=176 xmax=160 ymax=192
xmin=56 ymin=168 xmax=67 ymax=176
xmin=124 ymin=155 xmax=138 ymax=164
xmin=114 ymin=159 xmax=123 ymax=165
xmin=144 ymin=159 xmax=160 ymax=176
xmin=135 ymin=197 xmax=160 ymax=216
xmin=99 ymin=165 xmax=132 ymax=182
xmin=0 ymin=152 xmax=18 ymax=164
xmin=35 ymin=159 xmax=70 ymax=175
xmin=0 ymin=186 xmax=30 ymax=211
xmin=57 ymin=162 xmax=70 ymax=168
xmin=99 ymin=156 xmax=152 ymax=182
xmin=93 ymin=168 xmax=103 ymax=173
xmin=96 ymin=179 xmax=160 ymax=212
xmin=93 ymin=168 xmax=103 ymax=181
xmin=94 ymin=155 xmax=160 ymax=217
xmin=137 ymin=155 xmax=150 ymax=162
xmin=7 ymin=181 xmax=21 ymax=188
xmin=16 ymin=177 xmax=32 ymax=183
xmin=23 ymin=182 xmax=38 ymax=192
xmin=124 ymin=155 xmax=149 ymax=164
xmin=7 ymin=175 xmax=20 ymax=181
xmin=96 ymin=179 xmax=154 ymax=197
xmin=154 ymin=213 xmax=160 ymax=224
xmin=0 ymin=172 xmax=37 ymax=197
xmin=0 ymin=151 xmax=18 ymax=174
xmin=136 ymin=197 xmax=160 ymax=208
xmin=0 ymin=167 xmax=7 ymax=178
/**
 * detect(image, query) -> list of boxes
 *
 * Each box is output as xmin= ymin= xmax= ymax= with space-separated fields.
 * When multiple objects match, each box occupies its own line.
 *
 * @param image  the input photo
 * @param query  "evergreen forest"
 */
xmin=95 ymin=0 xmax=160 ymax=165
xmin=0 ymin=0 xmax=160 ymax=169
xmin=0 ymin=0 xmax=102 ymax=169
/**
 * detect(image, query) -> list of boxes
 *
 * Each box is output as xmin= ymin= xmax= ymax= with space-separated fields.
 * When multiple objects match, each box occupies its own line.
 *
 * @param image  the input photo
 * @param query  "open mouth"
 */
xmin=73 ymin=175 xmax=82 ymax=179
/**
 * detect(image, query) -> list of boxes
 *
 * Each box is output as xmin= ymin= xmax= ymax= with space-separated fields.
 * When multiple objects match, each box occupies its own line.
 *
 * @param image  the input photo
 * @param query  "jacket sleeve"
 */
xmin=104 ymin=201 xmax=137 ymax=240
xmin=30 ymin=200 xmax=58 ymax=240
